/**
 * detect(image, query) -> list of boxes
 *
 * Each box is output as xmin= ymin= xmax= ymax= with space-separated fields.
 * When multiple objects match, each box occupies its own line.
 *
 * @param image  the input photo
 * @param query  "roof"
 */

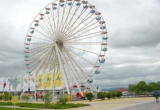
xmin=116 ymin=88 xmax=128 ymax=92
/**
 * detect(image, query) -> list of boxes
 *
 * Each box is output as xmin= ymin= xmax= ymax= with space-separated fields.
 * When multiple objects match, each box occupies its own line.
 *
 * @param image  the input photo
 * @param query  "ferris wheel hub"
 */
xmin=55 ymin=41 xmax=59 ymax=44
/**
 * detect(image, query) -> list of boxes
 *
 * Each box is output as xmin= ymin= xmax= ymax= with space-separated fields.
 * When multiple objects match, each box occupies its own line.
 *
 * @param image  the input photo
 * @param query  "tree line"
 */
xmin=129 ymin=81 xmax=160 ymax=94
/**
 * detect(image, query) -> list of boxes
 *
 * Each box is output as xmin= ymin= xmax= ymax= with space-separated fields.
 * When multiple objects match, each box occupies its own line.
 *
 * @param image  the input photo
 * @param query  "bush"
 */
xmin=86 ymin=92 xmax=94 ymax=101
xmin=43 ymin=91 xmax=53 ymax=106
xmin=97 ymin=92 xmax=106 ymax=100
xmin=58 ymin=96 xmax=68 ymax=105
xmin=0 ymin=95 xmax=3 ymax=100
xmin=106 ymin=92 xmax=112 ymax=100
xmin=116 ymin=91 xmax=123 ymax=98
xmin=22 ymin=95 xmax=30 ymax=103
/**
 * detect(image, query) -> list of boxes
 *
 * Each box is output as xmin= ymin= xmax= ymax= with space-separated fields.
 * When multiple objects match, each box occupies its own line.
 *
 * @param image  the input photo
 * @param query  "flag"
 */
xmin=55 ymin=71 xmax=63 ymax=88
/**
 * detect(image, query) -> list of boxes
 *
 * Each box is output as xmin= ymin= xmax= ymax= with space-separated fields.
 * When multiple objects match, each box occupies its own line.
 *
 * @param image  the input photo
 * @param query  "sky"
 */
xmin=0 ymin=0 xmax=160 ymax=89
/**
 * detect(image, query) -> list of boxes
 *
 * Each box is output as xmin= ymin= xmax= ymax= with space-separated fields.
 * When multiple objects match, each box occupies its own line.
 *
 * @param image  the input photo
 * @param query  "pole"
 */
xmin=14 ymin=103 xmax=15 ymax=110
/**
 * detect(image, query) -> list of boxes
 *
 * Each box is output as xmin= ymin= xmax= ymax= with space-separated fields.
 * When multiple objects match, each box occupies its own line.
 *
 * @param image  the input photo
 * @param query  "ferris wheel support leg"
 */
xmin=56 ymin=45 xmax=84 ymax=97
xmin=55 ymin=45 xmax=70 ymax=95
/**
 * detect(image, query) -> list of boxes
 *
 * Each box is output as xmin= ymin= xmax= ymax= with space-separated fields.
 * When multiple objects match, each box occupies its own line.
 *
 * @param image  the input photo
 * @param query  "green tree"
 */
xmin=112 ymin=92 xmax=116 ymax=99
xmin=58 ymin=96 xmax=68 ymax=105
xmin=116 ymin=91 xmax=122 ymax=98
xmin=106 ymin=92 xmax=112 ymax=100
xmin=129 ymin=84 xmax=136 ymax=93
xmin=86 ymin=93 xmax=94 ymax=101
xmin=43 ymin=91 xmax=53 ymax=106
xmin=22 ymin=95 xmax=30 ymax=103
xmin=135 ymin=81 xmax=147 ymax=94
xmin=97 ymin=92 xmax=106 ymax=100
xmin=148 ymin=82 xmax=158 ymax=92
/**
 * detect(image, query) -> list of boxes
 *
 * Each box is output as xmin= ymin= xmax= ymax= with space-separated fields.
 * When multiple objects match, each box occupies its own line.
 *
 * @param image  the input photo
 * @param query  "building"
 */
xmin=116 ymin=88 xmax=129 ymax=96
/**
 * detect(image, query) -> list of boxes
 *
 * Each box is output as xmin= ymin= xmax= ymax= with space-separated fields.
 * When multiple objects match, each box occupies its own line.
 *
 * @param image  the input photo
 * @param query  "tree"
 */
xmin=22 ymin=95 xmax=30 ymax=103
xmin=86 ymin=93 xmax=94 ymax=101
xmin=135 ymin=81 xmax=147 ymax=94
xmin=112 ymin=92 xmax=116 ymax=99
xmin=116 ymin=91 xmax=122 ymax=98
xmin=106 ymin=92 xmax=112 ymax=100
xmin=58 ymin=96 xmax=68 ymax=105
xmin=43 ymin=91 xmax=53 ymax=106
xmin=97 ymin=92 xmax=106 ymax=100
xmin=148 ymin=82 xmax=159 ymax=92
xmin=129 ymin=84 xmax=136 ymax=93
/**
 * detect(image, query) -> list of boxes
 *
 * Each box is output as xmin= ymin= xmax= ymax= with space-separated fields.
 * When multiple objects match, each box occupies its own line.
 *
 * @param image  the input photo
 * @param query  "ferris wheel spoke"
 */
xmin=43 ymin=47 xmax=55 ymax=73
xmin=61 ymin=8 xmax=87 ymax=38
xmin=42 ymin=18 xmax=54 ymax=38
xmin=50 ymin=8 xmax=57 ymax=33
xmin=34 ymin=29 xmax=52 ymax=40
xmin=57 ymin=45 xmax=83 ymax=94
xmin=33 ymin=45 xmax=54 ymax=75
xmin=66 ymin=33 xmax=101 ymax=42
xmin=68 ymin=21 xmax=99 ymax=38
xmin=38 ymin=22 xmax=53 ymax=37
xmin=63 ymin=47 xmax=88 ymax=79
xmin=64 ymin=12 xmax=94 ymax=38
xmin=28 ymin=46 xmax=52 ymax=59
xmin=65 ymin=31 xmax=101 ymax=42
xmin=63 ymin=48 xmax=86 ymax=81
xmin=65 ymin=45 xmax=100 ymax=55
xmin=65 ymin=47 xmax=95 ymax=66
xmin=46 ymin=14 xmax=56 ymax=38
xmin=28 ymin=44 xmax=52 ymax=51
xmin=60 ymin=1 xmax=75 ymax=34
xmin=58 ymin=0 xmax=67 ymax=34
xmin=66 ymin=25 xmax=101 ymax=41
xmin=43 ymin=15 xmax=55 ymax=38
xmin=65 ymin=42 xmax=103 ymax=45
xmin=31 ymin=36 xmax=52 ymax=42
xmin=29 ymin=48 xmax=50 ymax=65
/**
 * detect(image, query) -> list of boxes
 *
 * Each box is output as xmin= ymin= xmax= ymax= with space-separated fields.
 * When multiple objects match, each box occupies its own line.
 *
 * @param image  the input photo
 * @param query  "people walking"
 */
xmin=154 ymin=92 xmax=159 ymax=103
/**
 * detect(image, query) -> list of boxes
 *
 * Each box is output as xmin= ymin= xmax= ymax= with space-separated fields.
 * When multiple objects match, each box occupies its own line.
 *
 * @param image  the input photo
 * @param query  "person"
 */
xmin=36 ymin=92 xmax=39 ymax=101
xmin=154 ymin=92 xmax=159 ymax=103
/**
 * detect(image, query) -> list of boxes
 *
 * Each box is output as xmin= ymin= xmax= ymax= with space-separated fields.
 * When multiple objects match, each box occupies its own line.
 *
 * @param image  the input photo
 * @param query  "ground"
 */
xmin=0 ymin=97 xmax=156 ymax=110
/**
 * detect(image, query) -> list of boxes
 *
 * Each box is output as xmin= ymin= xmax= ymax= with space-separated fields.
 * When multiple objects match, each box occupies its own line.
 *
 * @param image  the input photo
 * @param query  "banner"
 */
xmin=55 ymin=71 xmax=63 ymax=88
xmin=16 ymin=76 xmax=22 ymax=92
xmin=23 ymin=75 xmax=28 ymax=91
xmin=45 ymin=72 xmax=53 ymax=89
xmin=30 ymin=75 xmax=35 ymax=91
xmin=38 ymin=73 xmax=44 ymax=89
xmin=0 ymin=78 xmax=4 ymax=92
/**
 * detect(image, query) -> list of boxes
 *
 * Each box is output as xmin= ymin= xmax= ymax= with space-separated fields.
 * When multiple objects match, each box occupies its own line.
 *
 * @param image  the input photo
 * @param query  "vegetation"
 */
xmin=58 ymin=96 xmax=68 ymax=105
xmin=43 ymin=91 xmax=53 ymax=106
xmin=106 ymin=92 xmax=112 ymax=100
xmin=129 ymin=81 xmax=160 ymax=95
xmin=97 ymin=92 xmax=106 ymax=100
xmin=112 ymin=92 xmax=116 ymax=99
xmin=22 ymin=95 xmax=30 ymax=103
xmin=116 ymin=91 xmax=123 ymax=98
xmin=0 ymin=102 xmax=89 ymax=109
xmin=86 ymin=92 xmax=94 ymax=101
xmin=0 ymin=107 xmax=37 ymax=110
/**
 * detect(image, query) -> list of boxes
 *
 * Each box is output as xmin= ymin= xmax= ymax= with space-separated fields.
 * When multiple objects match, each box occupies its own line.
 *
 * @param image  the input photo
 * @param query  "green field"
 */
xmin=0 ymin=107 xmax=37 ymax=110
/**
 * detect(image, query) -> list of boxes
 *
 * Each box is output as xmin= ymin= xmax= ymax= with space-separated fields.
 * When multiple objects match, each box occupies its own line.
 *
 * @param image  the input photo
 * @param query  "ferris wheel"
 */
xmin=24 ymin=0 xmax=108 ymax=95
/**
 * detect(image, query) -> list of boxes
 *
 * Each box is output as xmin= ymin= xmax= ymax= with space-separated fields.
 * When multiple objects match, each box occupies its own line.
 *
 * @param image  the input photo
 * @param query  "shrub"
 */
xmin=97 ymin=92 xmax=106 ymax=100
xmin=116 ymin=91 xmax=123 ymax=98
xmin=43 ymin=91 xmax=53 ymax=106
xmin=22 ymin=95 xmax=30 ymax=103
xmin=58 ymin=96 xmax=68 ymax=105
xmin=106 ymin=92 xmax=112 ymax=100
xmin=86 ymin=92 xmax=94 ymax=101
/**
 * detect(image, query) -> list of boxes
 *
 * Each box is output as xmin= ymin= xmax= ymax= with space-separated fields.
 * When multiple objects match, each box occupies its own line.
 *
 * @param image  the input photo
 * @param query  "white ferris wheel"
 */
xmin=24 ymin=0 xmax=108 ymax=96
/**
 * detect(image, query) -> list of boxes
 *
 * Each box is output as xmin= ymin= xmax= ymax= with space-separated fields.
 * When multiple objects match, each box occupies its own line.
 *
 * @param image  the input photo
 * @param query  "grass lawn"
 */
xmin=0 ymin=107 xmax=37 ymax=110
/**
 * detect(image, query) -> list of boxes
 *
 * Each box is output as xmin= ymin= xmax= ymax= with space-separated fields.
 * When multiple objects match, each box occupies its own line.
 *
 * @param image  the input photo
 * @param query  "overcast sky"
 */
xmin=0 ymin=0 xmax=160 ymax=89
